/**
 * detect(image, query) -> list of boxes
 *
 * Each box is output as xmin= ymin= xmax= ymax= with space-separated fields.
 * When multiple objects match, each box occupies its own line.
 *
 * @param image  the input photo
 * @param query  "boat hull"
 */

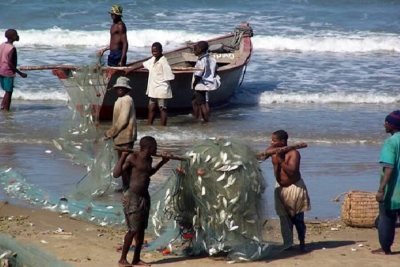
xmin=53 ymin=25 xmax=252 ymax=120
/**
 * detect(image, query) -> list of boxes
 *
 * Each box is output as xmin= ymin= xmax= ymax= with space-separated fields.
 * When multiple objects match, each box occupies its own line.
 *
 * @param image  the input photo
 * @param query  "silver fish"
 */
xmin=214 ymin=161 xmax=222 ymax=168
xmin=201 ymin=186 xmax=206 ymax=196
xmin=223 ymin=141 xmax=231 ymax=146
xmin=230 ymin=195 xmax=240 ymax=204
xmin=205 ymin=155 xmax=211 ymax=162
xmin=222 ymin=197 xmax=227 ymax=208
xmin=216 ymin=172 xmax=226 ymax=181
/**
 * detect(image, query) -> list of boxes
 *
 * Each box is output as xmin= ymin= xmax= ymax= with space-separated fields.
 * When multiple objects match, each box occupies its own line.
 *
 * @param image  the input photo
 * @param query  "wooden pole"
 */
xmin=20 ymin=65 xmax=203 ymax=72
xmin=256 ymin=142 xmax=308 ymax=160
xmin=114 ymin=142 xmax=308 ymax=162
xmin=113 ymin=146 xmax=187 ymax=161
xmin=20 ymin=65 xmax=78 ymax=70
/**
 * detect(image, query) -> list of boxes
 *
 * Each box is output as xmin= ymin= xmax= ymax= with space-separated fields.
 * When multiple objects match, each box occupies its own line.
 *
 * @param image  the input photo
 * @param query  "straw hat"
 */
xmin=113 ymin=76 xmax=132 ymax=90
xmin=109 ymin=5 xmax=123 ymax=16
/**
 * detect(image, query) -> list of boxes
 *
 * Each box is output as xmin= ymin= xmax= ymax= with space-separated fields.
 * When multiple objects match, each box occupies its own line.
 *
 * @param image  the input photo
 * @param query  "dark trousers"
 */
xmin=280 ymin=212 xmax=306 ymax=246
xmin=377 ymin=203 xmax=400 ymax=252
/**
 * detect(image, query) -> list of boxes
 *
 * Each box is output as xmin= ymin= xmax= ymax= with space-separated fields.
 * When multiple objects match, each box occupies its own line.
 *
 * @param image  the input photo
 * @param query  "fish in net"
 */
xmin=148 ymin=137 xmax=275 ymax=261
xmin=1 ymin=63 xmax=296 ymax=261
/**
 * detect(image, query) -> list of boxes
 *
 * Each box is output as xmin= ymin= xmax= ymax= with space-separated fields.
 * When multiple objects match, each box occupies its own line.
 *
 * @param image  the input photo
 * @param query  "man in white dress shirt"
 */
xmin=143 ymin=42 xmax=175 ymax=126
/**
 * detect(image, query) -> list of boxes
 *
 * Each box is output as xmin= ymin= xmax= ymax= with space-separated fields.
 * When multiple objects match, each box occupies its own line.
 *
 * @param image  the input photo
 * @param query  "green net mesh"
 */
xmin=0 ymin=65 xmax=294 ymax=262
xmin=147 ymin=137 xmax=273 ymax=260
xmin=0 ymin=234 xmax=72 ymax=267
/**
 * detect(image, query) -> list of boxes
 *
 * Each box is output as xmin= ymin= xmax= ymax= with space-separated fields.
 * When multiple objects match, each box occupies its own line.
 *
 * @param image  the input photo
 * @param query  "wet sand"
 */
xmin=1 ymin=201 xmax=399 ymax=267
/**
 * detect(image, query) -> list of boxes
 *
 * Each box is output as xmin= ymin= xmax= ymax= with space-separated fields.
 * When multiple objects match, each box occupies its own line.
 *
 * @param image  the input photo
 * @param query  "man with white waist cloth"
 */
xmin=263 ymin=129 xmax=311 ymax=252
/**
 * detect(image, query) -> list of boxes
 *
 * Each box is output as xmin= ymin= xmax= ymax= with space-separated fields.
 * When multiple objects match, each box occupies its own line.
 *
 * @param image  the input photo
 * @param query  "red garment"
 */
xmin=0 ymin=42 xmax=15 ymax=77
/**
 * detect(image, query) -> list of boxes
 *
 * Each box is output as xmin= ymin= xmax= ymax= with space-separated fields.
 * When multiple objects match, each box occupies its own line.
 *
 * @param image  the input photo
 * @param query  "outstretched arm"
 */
xmin=98 ymin=46 xmax=110 ymax=56
xmin=150 ymin=156 xmax=170 ymax=176
xmin=8 ymin=48 xmax=27 ymax=78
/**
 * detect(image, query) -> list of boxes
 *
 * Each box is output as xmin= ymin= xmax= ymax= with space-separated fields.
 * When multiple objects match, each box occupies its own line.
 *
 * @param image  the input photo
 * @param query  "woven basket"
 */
xmin=339 ymin=190 xmax=379 ymax=228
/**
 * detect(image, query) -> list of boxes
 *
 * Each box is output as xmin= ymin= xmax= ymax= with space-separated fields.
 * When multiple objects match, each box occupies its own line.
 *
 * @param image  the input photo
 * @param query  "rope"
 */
xmin=331 ymin=191 xmax=349 ymax=202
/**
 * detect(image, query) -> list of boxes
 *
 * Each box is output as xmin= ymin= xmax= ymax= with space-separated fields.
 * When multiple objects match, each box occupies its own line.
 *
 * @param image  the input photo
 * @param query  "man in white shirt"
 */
xmin=143 ymin=42 xmax=175 ymax=126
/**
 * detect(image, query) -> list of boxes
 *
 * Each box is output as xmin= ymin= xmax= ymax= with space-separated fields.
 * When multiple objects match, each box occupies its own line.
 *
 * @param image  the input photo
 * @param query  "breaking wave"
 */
xmin=5 ymin=27 xmax=400 ymax=53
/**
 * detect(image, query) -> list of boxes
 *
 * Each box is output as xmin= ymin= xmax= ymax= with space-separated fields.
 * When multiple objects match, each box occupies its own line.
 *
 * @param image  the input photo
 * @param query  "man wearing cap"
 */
xmin=99 ymin=5 xmax=128 ymax=66
xmin=372 ymin=110 xmax=400 ymax=255
xmin=105 ymin=76 xmax=137 ymax=190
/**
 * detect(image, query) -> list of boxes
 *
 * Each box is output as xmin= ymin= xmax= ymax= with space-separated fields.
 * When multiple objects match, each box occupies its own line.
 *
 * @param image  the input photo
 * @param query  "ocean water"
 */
xmin=1 ymin=0 xmax=400 ymax=219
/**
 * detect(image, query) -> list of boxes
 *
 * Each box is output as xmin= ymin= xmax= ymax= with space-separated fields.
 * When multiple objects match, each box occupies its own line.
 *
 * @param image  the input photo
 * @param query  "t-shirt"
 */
xmin=143 ymin=56 xmax=174 ymax=99
xmin=193 ymin=53 xmax=220 ymax=91
xmin=0 ymin=42 xmax=15 ymax=77
xmin=379 ymin=132 xmax=400 ymax=210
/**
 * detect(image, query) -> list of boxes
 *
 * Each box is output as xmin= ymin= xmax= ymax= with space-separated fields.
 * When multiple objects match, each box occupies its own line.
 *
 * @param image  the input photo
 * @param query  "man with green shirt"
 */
xmin=373 ymin=110 xmax=400 ymax=255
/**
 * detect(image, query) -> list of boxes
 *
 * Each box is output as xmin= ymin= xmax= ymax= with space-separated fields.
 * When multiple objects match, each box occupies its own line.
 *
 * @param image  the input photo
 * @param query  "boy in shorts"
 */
xmin=113 ymin=136 xmax=170 ymax=266
xmin=0 ymin=29 xmax=27 ymax=111
xmin=191 ymin=41 xmax=220 ymax=122
xmin=143 ymin=42 xmax=174 ymax=126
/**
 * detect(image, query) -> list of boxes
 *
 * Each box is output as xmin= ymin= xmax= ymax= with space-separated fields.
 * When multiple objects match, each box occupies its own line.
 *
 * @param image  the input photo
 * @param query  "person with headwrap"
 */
xmin=372 ymin=110 xmax=400 ymax=255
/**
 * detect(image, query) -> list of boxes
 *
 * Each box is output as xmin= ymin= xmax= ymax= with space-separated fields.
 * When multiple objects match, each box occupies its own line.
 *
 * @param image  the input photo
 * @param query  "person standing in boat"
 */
xmin=98 ymin=5 xmax=128 ymax=67
xmin=0 ymin=29 xmax=27 ymax=111
xmin=191 ymin=41 xmax=220 ymax=122
xmin=104 ymin=76 xmax=137 ymax=191
xmin=143 ymin=42 xmax=175 ymax=126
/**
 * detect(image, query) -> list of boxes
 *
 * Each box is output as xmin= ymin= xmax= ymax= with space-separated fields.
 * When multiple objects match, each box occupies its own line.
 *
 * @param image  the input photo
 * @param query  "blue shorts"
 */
xmin=0 ymin=76 xmax=14 ymax=92
xmin=108 ymin=50 xmax=126 ymax=66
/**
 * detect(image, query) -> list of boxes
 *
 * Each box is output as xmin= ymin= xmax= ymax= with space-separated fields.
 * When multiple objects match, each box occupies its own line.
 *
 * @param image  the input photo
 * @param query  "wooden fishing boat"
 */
xmin=25 ymin=23 xmax=253 ymax=120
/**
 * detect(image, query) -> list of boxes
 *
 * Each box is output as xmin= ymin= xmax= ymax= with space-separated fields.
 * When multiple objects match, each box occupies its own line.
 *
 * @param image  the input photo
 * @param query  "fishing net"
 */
xmin=55 ymin=64 xmax=121 ymax=200
xmin=0 ymin=234 xmax=72 ymax=267
xmin=147 ymin=137 xmax=274 ymax=261
xmin=0 ymin=63 xmax=294 ymax=261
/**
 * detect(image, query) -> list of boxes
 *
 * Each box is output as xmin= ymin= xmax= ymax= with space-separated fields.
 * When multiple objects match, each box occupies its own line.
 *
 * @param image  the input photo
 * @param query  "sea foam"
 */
xmin=4 ymin=27 xmax=399 ymax=53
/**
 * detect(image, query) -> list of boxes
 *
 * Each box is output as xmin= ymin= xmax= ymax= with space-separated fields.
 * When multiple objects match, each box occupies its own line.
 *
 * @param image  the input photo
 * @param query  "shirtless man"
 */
xmin=98 ymin=5 xmax=128 ymax=66
xmin=264 ymin=130 xmax=311 ymax=251
xmin=113 ymin=136 xmax=169 ymax=267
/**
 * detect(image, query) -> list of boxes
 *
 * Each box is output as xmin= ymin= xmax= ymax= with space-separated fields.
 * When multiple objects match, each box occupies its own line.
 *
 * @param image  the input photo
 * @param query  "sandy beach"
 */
xmin=0 ymin=201 xmax=399 ymax=267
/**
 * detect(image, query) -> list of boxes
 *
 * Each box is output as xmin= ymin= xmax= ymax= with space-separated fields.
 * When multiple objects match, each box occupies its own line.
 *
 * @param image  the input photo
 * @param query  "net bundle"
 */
xmin=56 ymin=64 xmax=120 ymax=200
xmin=149 ymin=137 xmax=270 ymax=261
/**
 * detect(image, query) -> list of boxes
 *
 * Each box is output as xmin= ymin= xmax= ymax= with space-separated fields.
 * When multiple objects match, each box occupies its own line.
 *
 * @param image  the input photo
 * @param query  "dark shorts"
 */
xmin=108 ymin=50 xmax=126 ymax=66
xmin=122 ymin=190 xmax=150 ymax=232
xmin=0 ymin=76 xmax=14 ymax=93
xmin=192 ymin=91 xmax=206 ymax=105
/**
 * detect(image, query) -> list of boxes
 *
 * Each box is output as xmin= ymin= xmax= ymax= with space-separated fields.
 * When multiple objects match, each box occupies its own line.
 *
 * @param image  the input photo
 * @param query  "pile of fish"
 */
xmin=151 ymin=137 xmax=269 ymax=261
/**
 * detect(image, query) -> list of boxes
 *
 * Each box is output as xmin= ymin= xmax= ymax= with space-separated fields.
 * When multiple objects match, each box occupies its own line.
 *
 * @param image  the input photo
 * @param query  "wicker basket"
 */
xmin=339 ymin=190 xmax=379 ymax=228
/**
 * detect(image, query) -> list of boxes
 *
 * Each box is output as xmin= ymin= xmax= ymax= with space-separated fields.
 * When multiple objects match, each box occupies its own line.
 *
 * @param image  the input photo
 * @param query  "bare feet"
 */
xmin=371 ymin=248 xmax=392 ymax=255
xmin=118 ymin=259 xmax=132 ymax=267
xmin=132 ymin=260 xmax=151 ymax=266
